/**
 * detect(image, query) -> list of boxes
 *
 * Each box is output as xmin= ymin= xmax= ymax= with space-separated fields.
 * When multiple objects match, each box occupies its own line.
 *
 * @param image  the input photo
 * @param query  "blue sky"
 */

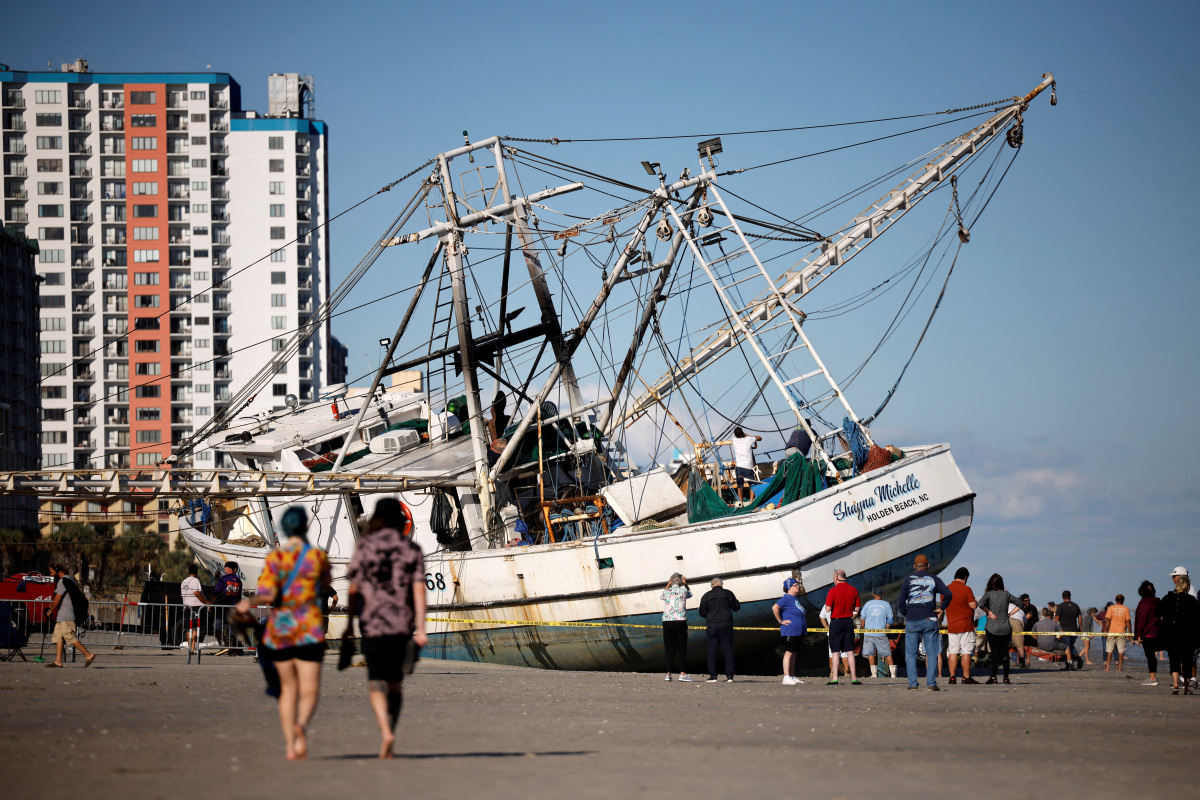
xmin=6 ymin=1 xmax=1199 ymax=608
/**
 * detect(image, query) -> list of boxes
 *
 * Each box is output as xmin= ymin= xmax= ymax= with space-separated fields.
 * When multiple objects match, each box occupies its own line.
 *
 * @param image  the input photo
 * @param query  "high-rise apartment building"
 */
xmin=2 ymin=62 xmax=339 ymax=480
xmin=0 ymin=227 xmax=41 ymax=531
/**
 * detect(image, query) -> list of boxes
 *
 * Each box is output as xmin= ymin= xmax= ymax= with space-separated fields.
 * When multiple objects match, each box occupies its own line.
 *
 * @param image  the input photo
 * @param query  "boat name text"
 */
xmin=831 ymin=474 xmax=927 ymax=523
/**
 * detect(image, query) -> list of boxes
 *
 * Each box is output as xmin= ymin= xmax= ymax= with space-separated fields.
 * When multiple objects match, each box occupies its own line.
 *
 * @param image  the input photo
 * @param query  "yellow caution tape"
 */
xmin=423 ymin=617 xmax=1135 ymax=637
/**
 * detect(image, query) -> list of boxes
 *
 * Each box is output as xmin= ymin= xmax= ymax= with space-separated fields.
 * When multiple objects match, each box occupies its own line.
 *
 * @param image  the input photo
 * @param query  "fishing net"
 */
xmin=686 ymin=453 xmax=829 ymax=523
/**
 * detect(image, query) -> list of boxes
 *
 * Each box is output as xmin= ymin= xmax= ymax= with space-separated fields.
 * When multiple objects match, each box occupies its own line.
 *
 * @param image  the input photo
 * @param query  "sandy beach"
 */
xmin=1 ymin=649 xmax=1196 ymax=799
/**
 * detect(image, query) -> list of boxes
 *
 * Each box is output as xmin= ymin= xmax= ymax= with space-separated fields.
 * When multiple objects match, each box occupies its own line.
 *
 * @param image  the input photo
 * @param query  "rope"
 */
xmin=500 ymin=98 xmax=1021 ymax=144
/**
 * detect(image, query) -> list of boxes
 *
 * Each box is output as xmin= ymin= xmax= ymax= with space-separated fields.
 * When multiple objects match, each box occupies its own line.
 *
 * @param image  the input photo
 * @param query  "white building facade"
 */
xmin=1 ymin=64 xmax=334 ymax=472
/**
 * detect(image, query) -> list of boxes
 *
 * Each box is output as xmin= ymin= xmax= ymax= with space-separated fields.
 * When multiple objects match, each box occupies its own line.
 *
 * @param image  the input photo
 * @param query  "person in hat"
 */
xmin=210 ymin=560 xmax=244 ymax=650
xmin=1170 ymin=566 xmax=1198 ymax=600
xmin=773 ymin=577 xmax=807 ymax=685
xmin=237 ymin=505 xmax=332 ymax=760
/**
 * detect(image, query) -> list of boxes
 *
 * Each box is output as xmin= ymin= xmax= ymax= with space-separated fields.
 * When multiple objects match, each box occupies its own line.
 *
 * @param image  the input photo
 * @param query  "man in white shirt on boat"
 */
xmin=730 ymin=427 xmax=761 ymax=504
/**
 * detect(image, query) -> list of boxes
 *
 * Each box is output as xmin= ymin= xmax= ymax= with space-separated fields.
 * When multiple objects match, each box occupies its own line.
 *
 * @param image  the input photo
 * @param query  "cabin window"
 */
xmin=717 ymin=542 xmax=737 ymax=554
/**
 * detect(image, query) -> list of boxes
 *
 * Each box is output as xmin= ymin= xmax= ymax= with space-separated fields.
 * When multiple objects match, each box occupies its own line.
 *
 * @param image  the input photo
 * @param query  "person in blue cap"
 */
xmin=773 ymin=577 xmax=807 ymax=685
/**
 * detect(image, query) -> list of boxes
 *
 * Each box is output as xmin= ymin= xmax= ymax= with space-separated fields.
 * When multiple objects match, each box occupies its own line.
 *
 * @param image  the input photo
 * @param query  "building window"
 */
xmin=191 ymin=180 xmax=208 ymax=192
xmin=40 ymin=340 xmax=66 ymax=354
xmin=132 ymin=204 xmax=158 ymax=218
xmin=133 ymin=271 xmax=160 ymax=284
xmin=190 ymin=113 xmax=206 ymax=123
xmin=40 ymin=431 xmax=69 ymax=445
xmin=270 ymin=294 xmax=286 ymax=307
xmin=273 ymin=384 xmax=288 ymax=396
xmin=131 ymin=159 xmax=159 ymax=172
xmin=268 ymin=136 xmax=284 ymax=150
xmin=270 ymin=271 xmax=286 ymax=284
xmin=133 ymin=249 xmax=161 ymax=263
xmin=41 ymin=386 xmax=67 ymax=399
xmin=269 ymin=159 xmax=285 ymax=173
xmin=135 ymin=386 xmax=161 ymax=399
xmin=134 ymin=317 xmax=160 ymax=330
xmin=270 ymin=250 xmax=286 ymax=262
xmin=35 ymin=113 xmax=62 ymax=126
xmin=38 ymin=204 xmax=64 ymax=217
xmin=269 ymin=204 xmax=287 ymax=218
xmin=38 ymin=180 xmax=64 ymax=194
xmin=132 ymin=137 xmax=158 ymax=150
xmin=193 ymin=338 xmax=210 ymax=348
xmin=131 ymin=114 xmax=157 ymax=128
xmin=36 ymin=158 xmax=63 ymax=172
xmin=190 ymin=136 xmax=207 ymax=146
xmin=35 ymin=90 xmax=62 ymax=104
xmin=38 ymin=226 xmax=65 ymax=239
xmin=136 ymin=408 xmax=162 ymax=420
xmin=133 ymin=228 xmax=159 ymax=242
xmin=134 ymin=340 xmax=160 ymax=353
xmin=269 ymin=181 xmax=285 ymax=195
xmin=269 ymin=227 xmax=285 ymax=240
xmin=42 ymin=272 xmax=65 ymax=285
xmin=194 ymin=406 xmax=211 ymax=416
xmin=271 ymin=316 xmax=286 ymax=329
xmin=40 ymin=249 xmax=65 ymax=263
xmin=135 ymin=430 xmax=162 ymax=443
xmin=271 ymin=339 xmax=286 ymax=352
xmin=40 ymin=316 xmax=67 ymax=331
xmin=190 ymin=91 xmax=207 ymax=100
xmin=42 ymin=453 xmax=70 ymax=468
xmin=194 ymin=384 xmax=210 ymax=393
xmin=191 ymin=158 xmax=207 ymax=168
xmin=130 ymin=91 xmax=157 ymax=105
xmin=135 ymin=452 xmax=159 ymax=466
xmin=133 ymin=295 xmax=161 ymax=308
xmin=36 ymin=136 xmax=63 ymax=149
xmin=191 ymin=203 xmax=208 ymax=213
xmin=132 ymin=182 xmax=159 ymax=195
xmin=41 ymin=295 xmax=66 ymax=308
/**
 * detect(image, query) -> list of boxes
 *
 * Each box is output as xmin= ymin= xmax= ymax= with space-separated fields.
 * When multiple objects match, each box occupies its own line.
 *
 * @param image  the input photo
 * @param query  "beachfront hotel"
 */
xmin=1 ymin=61 xmax=342 ymax=535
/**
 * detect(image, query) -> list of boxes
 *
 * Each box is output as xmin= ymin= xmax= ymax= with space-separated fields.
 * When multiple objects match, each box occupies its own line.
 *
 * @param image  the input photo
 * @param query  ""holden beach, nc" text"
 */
xmin=831 ymin=474 xmax=928 ymax=523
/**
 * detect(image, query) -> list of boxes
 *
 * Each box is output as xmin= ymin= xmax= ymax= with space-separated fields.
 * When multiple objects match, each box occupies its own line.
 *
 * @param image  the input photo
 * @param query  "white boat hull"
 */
xmin=180 ymin=444 xmax=972 ymax=670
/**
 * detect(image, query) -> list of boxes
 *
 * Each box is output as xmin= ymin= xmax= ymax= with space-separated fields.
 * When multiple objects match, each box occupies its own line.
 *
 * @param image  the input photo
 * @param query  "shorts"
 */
xmin=183 ymin=606 xmax=202 ymax=630
xmin=862 ymin=635 xmax=890 ymax=658
xmin=52 ymin=620 xmax=78 ymax=645
xmin=734 ymin=466 xmax=755 ymax=490
xmin=828 ymin=617 xmax=855 ymax=654
xmin=362 ymin=633 xmax=414 ymax=683
xmin=1010 ymin=618 xmax=1024 ymax=649
xmin=947 ymin=631 xmax=976 ymax=655
xmin=1106 ymin=635 xmax=1129 ymax=654
xmin=264 ymin=642 xmax=327 ymax=663
xmin=1060 ymin=634 xmax=1078 ymax=651
xmin=781 ymin=635 xmax=803 ymax=653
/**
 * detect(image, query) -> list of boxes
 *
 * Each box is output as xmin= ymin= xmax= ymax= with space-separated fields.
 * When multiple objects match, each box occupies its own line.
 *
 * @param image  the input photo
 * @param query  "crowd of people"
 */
xmin=660 ymin=556 xmax=1200 ymax=694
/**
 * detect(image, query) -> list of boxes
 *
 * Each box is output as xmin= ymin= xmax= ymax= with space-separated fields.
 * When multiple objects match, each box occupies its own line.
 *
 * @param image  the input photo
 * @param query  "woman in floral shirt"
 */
xmin=237 ymin=506 xmax=331 ymax=760
xmin=661 ymin=572 xmax=693 ymax=682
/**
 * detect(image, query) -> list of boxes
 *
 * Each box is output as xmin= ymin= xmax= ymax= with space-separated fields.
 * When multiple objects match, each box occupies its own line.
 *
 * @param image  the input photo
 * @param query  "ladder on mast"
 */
xmin=660 ymin=181 xmax=871 ymax=470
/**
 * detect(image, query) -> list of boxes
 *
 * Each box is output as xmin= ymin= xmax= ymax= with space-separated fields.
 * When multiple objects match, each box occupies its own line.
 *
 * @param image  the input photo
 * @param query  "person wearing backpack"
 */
xmin=44 ymin=562 xmax=95 ymax=668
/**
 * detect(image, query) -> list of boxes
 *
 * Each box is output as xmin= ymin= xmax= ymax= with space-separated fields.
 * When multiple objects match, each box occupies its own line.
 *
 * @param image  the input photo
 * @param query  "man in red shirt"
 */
xmin=944 ymin=567 xmax=979 ymax=684
xmin=822 ymin=569 xmax=861 ymax=685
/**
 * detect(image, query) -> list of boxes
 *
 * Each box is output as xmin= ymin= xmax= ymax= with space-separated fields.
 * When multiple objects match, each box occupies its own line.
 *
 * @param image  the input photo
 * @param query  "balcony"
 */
xmin=69 ymin=120 xmax=92 ymax=133
xmin=69 ymin=144 xmax=93 ymax=156
xmin=75 ymin=416 xmax=96 ymax=427
xmin=71 ymin=234 xmax=94 ymax=245
xmin=70 ymin=98 xmax=91 ymax=110
xmin=212 ymin=234 xmax=230 ymax=245
xmin=106 ymin=413 xmax=128 ymax=426
xmin=6 ymin=209 xmax=28 ymax=222
xmin=297 ymin=208 xmax=311 ymax=222
xmin=73 ymin=303 xmax=95 ymax=313
xmin=72 ymin=280 xmax=95 ymax=291
xmin=5 ymin=142 xmax=27 ymax=154
xmin=209 ymin=98 xmax=228 ymax=110
xmin=167 ymin=233 xmax=190 ymax=245
xmin=209 ymin=122 xmax=229 ymax=133
xmin=211 ymin=210 xmax=229 ymax=222
xmin=104 ymin=98 xmax=124 ymax=110
xmin=214 ymin=367 xmax=232 ymax=380
xmin=168 ymin=187 xmax=190 ymax=200
xmin=6 ymin=163 xmax=28 ymax=177
xmin=171 ymin=345 xmax=192 ymax=358
xmin=73 ymin=324 xmax=95 ymax=335
xmin=211 ymin=188 xmax=229 ymax=200
xmin=296 ymin=233 xmax=311 ymax=245
xmin=72 ymin=257 xmax=95 ymax=267
xmin=296 ymin=165 xmax=311 ymax=178
xmin=212 ymin=299 xmax=231 ymax=312
xmin=296 ymin=187 xmax=310 ymax=200
xmin=100 ymin=121 xmax=124 ymax=132
xmin=296 ymin=141 xmax=310 ymax=155
xmin=210 ymin=144 xmax=229 ymax=155
xmin=73 ymin=370 xmax=95 ymax=381
xmin=211 ymin=255 xmax=230 ymax=266
xmin=210 ymin=165 xmax=228 ymax=177
xmin=4 ymin=119 xmax=26 ymax=131
xmin=70 ymin=166 xmax=93 ymax=178
xmin=169 ymin=254 xmax=191 ymax=267
xmin=4 ymin=95 xmax=26 ymax=107
xmin=5 ymin=186 xmax=27 ymax=199
xmin=101 ymin=190 xmax=125 ymax=201
xmin=298 ymin=279 xmax=313 ymax=290
xmin=171 ymin=392 xmax=193 ymax=404
xmin=71 ymin=211 xmax=94 ymax=223
xmin=74 ymin=439 xmax=96 ymax=449
xmin=71 ymin=188 xmax=93 ymax=200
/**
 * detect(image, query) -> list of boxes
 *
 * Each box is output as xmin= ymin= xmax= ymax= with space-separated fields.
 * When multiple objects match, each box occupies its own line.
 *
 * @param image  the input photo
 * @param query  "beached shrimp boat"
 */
xmin=177 ymin=75 xmax=1056 ymax=670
